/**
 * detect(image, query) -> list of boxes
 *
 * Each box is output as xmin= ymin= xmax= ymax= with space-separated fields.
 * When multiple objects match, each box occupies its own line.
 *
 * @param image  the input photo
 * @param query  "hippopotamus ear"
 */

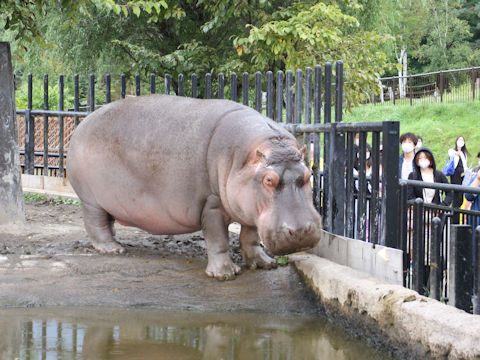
xmin=256 ymin=150 xmax=267 ymax=164
xmin=300 ymin=145 xmax=307 ymax=160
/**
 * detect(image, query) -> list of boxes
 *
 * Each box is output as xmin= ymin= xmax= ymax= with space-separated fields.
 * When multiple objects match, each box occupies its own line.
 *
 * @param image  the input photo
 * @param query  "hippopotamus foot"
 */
xmin=205 ymin=253 xmax=242 ymax=281
xmin=82 ymin=203 xmax=125 ymax=254
xmin=240 ymin=226 xmax=278 ymax=270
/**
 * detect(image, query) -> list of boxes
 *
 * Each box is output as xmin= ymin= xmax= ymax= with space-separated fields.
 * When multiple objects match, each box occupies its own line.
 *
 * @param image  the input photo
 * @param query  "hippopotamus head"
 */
xmin=227 ymin=137 xmax=322 ymax=255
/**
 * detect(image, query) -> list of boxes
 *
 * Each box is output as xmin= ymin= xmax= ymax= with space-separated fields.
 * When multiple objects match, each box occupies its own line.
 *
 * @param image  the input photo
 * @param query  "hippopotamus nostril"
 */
xmin=288 ymin=228 xmax=295 ymax=237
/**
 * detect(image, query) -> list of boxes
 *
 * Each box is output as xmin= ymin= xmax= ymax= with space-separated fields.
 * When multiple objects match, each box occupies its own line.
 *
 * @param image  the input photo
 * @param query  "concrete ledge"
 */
xmin=290 ymin=253 xmax=480 ymax=359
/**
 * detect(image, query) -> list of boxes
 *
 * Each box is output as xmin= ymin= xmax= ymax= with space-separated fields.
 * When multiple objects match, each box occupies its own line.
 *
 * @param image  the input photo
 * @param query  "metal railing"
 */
xmin=372 ymin=66 xmax=480 ymax=105
xmin=400 ymin=180 xmax=480 ymax=313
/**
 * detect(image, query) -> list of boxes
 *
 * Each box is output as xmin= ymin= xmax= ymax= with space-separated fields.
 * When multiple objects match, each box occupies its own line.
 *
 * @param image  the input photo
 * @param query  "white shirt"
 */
xmin=448 ymin=148 xmax=468 ymax=171
xmin=421 ymin=171 xmax=435 ymax=203
xmin=401 ymin=158 xmax=414 ymax=180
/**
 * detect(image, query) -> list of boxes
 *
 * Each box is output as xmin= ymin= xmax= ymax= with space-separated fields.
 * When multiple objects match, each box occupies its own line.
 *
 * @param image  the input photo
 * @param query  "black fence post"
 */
xmin=230 ymin=72 xmax=237 ymax=102
xmin=335 ymin=60 xmax=343 ymax=122
xmin=266 ymin=71 xmax=273 ymax=119
xmin=275 ymin=71 xmax=283 ymax=122
xmin=135 ymin=73 xmax=140 ymax=96
xmin=430 ymin=217 xmax=442 ymax=300
xmin=25 ymin=73 xmax=34 ymax=175
xmin=304 ymin=67 xmax=312 ymax=125
xmin=106 ymin=73 xmax=112 ymax=102
xmin=357 ymin=132 xmax=367 ymax=241
xmin=43 ymin=74 xmax=49 ymax=174
xmin=74 ymin=74 xmax=79 ymax=127
xmin=323 ymin=63 xmax=332 ymax=230
xmin=381 ymin=121 xmax=400 ymax=248
xmin=150 ymin=73 xmax=155 ymax=94
xmin=165 ymin=74 xmax=171 ymax=95
xmin=286 ymin=70 xmax=293 ymax=124
xmin=413 ymin=198 xmax=425 ymax=295
xmin=89 ymin=74 xmax=95 ymax=112
xmin=121 ymin=74 xmax=126 ymax=99
xmin=191 ymin=73 xmax=197 ymax=98
xmin=331 ymin=125 xmax=345 ymax=236
xmin=345 ymin=132 xmax=354 ymax=238
xmin=178 ymin=74 xmax=184 ymax=96
xmin=242 ymin=72 xmax=249 ymax=106
xmin=312 ymin=65 xmax=322 ymax=213
xmin=474 ymin=226 xmax=480 ymax=314
xmin=205 ymin=73 xmax=212 ymax=99
xmin=448 ymin=225 xmax=473 ymax=312
xmin=472 ymin=67 xmax=476 ymax=101
xmin=58 ymin=74 xmax=64 ymax=177
xmin=254 ymin=71 xmax=262 ymax=113
xmin=218 ymin=73 xmax=224 ymax=99
xmin=439 ymin=71 xmax=444 ymax=103
xmin=294 ymin=69 xmax=302 ymax=124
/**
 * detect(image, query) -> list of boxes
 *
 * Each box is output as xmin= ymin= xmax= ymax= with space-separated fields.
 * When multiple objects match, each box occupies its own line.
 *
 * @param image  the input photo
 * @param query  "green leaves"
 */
xmin=236 ymin=1 xmax=392 ymax=107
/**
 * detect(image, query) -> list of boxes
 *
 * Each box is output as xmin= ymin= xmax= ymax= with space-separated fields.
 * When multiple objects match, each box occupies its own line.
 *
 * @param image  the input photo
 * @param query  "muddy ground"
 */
xmin=0 ymin=197 xmax=320 ymax=314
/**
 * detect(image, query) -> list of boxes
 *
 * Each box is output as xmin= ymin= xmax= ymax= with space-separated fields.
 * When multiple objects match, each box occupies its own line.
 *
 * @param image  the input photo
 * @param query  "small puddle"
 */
xmin=0 ymin=307 xmax=392 ymax=359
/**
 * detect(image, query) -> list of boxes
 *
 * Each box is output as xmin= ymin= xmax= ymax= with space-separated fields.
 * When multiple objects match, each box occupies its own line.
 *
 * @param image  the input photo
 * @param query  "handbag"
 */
xmin=442 ymin=158 xmax=455 ymax=176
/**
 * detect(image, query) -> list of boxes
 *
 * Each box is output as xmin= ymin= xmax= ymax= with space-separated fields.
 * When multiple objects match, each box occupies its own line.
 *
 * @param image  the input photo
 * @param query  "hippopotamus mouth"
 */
xmin=258 ymin=220 xmax=321 ymax=256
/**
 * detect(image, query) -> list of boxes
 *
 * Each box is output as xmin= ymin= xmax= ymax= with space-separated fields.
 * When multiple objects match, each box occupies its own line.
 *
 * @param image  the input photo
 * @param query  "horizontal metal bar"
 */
xmin=16 ymin=109 xmax=89 ymax=117
xmin=406 ymin=199 xmax=480 ymax=217
xmin=379 ymin=66 xmax=480 ymax=81
xmin=19 ymin=151 xmax=66 ymax=158
xmin=403 ymin=179 xmax=480 ymax=195
xmin=281 ymin=122 xmax=383 ymax=134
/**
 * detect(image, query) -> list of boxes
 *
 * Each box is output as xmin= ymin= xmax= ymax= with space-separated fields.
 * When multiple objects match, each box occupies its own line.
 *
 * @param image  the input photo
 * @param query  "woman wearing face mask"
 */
xmin=447 ymin=136 xmax=469 ymax=223
xmin=407 ymin=148 xmax=453 ymax=206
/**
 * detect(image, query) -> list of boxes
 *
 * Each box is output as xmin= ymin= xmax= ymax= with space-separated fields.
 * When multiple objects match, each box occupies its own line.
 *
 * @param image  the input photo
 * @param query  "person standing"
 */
xmin=399 ymin=132 xmax=418 ymax=180
xmin=448 ymin=136 xmax=469 ymax=223
xmin=407 ymin=148 xmax=452 ymax=206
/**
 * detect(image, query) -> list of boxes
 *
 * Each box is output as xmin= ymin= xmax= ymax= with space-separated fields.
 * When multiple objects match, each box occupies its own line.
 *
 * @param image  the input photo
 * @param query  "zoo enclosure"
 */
xmin=15 ymin=61 xmax=400 ymax=249
xmin=373 ymin=66 xmax=480 ymax=105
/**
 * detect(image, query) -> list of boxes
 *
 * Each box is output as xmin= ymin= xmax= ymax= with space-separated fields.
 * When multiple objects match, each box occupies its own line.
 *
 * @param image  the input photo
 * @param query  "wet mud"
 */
xmin=0 ymin=198 xmax=320 ymax=314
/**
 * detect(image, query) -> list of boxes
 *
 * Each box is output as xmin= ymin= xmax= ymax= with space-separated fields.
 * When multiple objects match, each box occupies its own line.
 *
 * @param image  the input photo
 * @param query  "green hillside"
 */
xmin=343 ymin=102 xmax=480 ymax=168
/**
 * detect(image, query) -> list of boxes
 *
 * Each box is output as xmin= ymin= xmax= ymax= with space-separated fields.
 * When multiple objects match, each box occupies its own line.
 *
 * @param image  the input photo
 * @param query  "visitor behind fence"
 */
xmin=407 ymin=147 xmax=453 ymax=206
xmin=448 ymin=136 xmax=469 ymax=223
xmin=399 ymin=132 xmax=417 ymax=180
xmin=415 ymin=135 xmax=423 ymax=151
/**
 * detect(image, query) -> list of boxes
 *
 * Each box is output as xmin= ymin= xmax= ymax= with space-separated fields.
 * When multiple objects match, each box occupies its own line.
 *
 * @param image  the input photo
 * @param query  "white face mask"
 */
xmin=418 ymin=159 xmax=430 ymax=169
xmin=457 ymin=141 xmax=465 ymax=148
xmin=366 ymin=152 xmax=370 ymax=159
xmin=417 ymin=142 xmax=422 ymax=148
xmin=402 ymin=143 xmax=414 ymax=153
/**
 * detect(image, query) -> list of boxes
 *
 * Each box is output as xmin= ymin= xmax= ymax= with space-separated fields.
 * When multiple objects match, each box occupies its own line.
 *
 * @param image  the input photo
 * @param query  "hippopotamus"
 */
xmin=67 ymin=94 xmax=321 ymax=280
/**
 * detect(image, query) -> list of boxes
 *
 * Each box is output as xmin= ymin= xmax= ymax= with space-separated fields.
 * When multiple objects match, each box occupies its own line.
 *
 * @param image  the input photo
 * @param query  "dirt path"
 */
xmin=0 ymin=197 xmax=320 ymax=314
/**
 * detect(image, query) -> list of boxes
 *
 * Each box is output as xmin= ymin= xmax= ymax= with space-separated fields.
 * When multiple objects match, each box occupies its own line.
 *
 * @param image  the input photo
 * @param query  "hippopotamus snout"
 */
xmin=260 ymin=216 xmax=322 ymax=256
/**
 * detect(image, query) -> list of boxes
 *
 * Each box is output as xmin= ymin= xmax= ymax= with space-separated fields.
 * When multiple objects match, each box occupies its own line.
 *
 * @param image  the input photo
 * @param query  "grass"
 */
xmin=23 ymin=193 xmax=82 ymax=206
xmin=343 ymin=101 xmax=480 ymax=167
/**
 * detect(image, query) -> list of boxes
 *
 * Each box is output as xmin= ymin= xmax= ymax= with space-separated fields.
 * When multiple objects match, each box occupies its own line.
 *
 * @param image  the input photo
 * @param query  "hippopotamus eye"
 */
xmin=297 ymin=170 xmax=311 ymax=187
xmin=263 ymin=171 xmax=280 ymax=189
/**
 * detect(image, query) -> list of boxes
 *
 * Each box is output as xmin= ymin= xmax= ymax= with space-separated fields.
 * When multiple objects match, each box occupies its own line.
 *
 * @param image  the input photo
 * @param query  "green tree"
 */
xmin=234 ymin=2 xmax=392 ymax=106
xmin=419 ymin=0 xmax=480 ymax=71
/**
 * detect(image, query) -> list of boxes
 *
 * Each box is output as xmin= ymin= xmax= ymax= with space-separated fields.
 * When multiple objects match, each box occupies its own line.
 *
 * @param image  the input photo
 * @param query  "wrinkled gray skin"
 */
xmin=68 ymin=95 xmax=321 ymax=280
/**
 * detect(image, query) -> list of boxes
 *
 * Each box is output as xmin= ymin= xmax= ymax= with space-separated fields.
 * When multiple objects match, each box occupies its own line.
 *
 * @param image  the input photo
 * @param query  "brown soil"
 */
xmin=0 ymin=198 xmax=320 ymax=314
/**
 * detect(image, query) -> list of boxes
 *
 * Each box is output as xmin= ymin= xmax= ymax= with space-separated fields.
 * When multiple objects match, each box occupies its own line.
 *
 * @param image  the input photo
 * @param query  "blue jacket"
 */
xmin=465 ymin=178 xmax=480 ymax=212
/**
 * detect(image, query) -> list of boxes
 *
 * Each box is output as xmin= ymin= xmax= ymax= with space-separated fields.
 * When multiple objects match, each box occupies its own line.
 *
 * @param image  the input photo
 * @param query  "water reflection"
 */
xmin=0 ymin=308 xmax=391 ymax=359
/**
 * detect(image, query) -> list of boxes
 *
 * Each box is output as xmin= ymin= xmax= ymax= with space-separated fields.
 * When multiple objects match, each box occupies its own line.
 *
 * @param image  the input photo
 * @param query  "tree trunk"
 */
xmin=397 ymin=46 xmax=408 ymax=99
xmin=0 ymin=42 xmax=25 ymax=225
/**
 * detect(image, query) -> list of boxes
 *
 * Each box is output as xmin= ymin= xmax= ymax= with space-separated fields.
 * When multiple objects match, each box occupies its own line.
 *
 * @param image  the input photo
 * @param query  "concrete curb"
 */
xmin=290 ymin=253 xmax=480 ymax=359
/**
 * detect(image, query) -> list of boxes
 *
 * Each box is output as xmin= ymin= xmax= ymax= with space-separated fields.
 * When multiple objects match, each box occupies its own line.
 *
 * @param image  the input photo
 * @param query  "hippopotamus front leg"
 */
xmin=82 ymin=202 xmax=125 ymax=254
xmin=202 ymin=195 xmax=241 ymax=280
xmin=239 ymin=226 xmax=278 ymax=270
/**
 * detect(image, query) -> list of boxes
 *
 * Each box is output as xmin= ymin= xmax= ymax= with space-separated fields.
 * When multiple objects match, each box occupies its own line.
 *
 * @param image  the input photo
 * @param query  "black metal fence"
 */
xmin=400 ymin=180 xmax=480 ymax=313
xmin=15 ymin=61 xmax=401 ymax=249
xmin=373 ymin=66 xmax=480 ymax=105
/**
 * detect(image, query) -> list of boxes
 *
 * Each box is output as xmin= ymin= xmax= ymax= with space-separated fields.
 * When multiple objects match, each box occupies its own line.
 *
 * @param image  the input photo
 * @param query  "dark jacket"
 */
xmin=407 ymin=147 xmax=453 ymax=206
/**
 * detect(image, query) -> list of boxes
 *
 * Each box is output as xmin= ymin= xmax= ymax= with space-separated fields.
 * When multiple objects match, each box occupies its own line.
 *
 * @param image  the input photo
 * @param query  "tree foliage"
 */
xmin=1 ymin=0 xmax=479 ymax=109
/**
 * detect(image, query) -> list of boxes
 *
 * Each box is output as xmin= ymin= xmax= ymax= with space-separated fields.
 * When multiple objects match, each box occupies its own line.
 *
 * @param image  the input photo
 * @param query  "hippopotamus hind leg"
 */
xmin=82 ymin=202 xmax=125 ymax=254
xmin=240 ymin=226 xmax=278 ymax=270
